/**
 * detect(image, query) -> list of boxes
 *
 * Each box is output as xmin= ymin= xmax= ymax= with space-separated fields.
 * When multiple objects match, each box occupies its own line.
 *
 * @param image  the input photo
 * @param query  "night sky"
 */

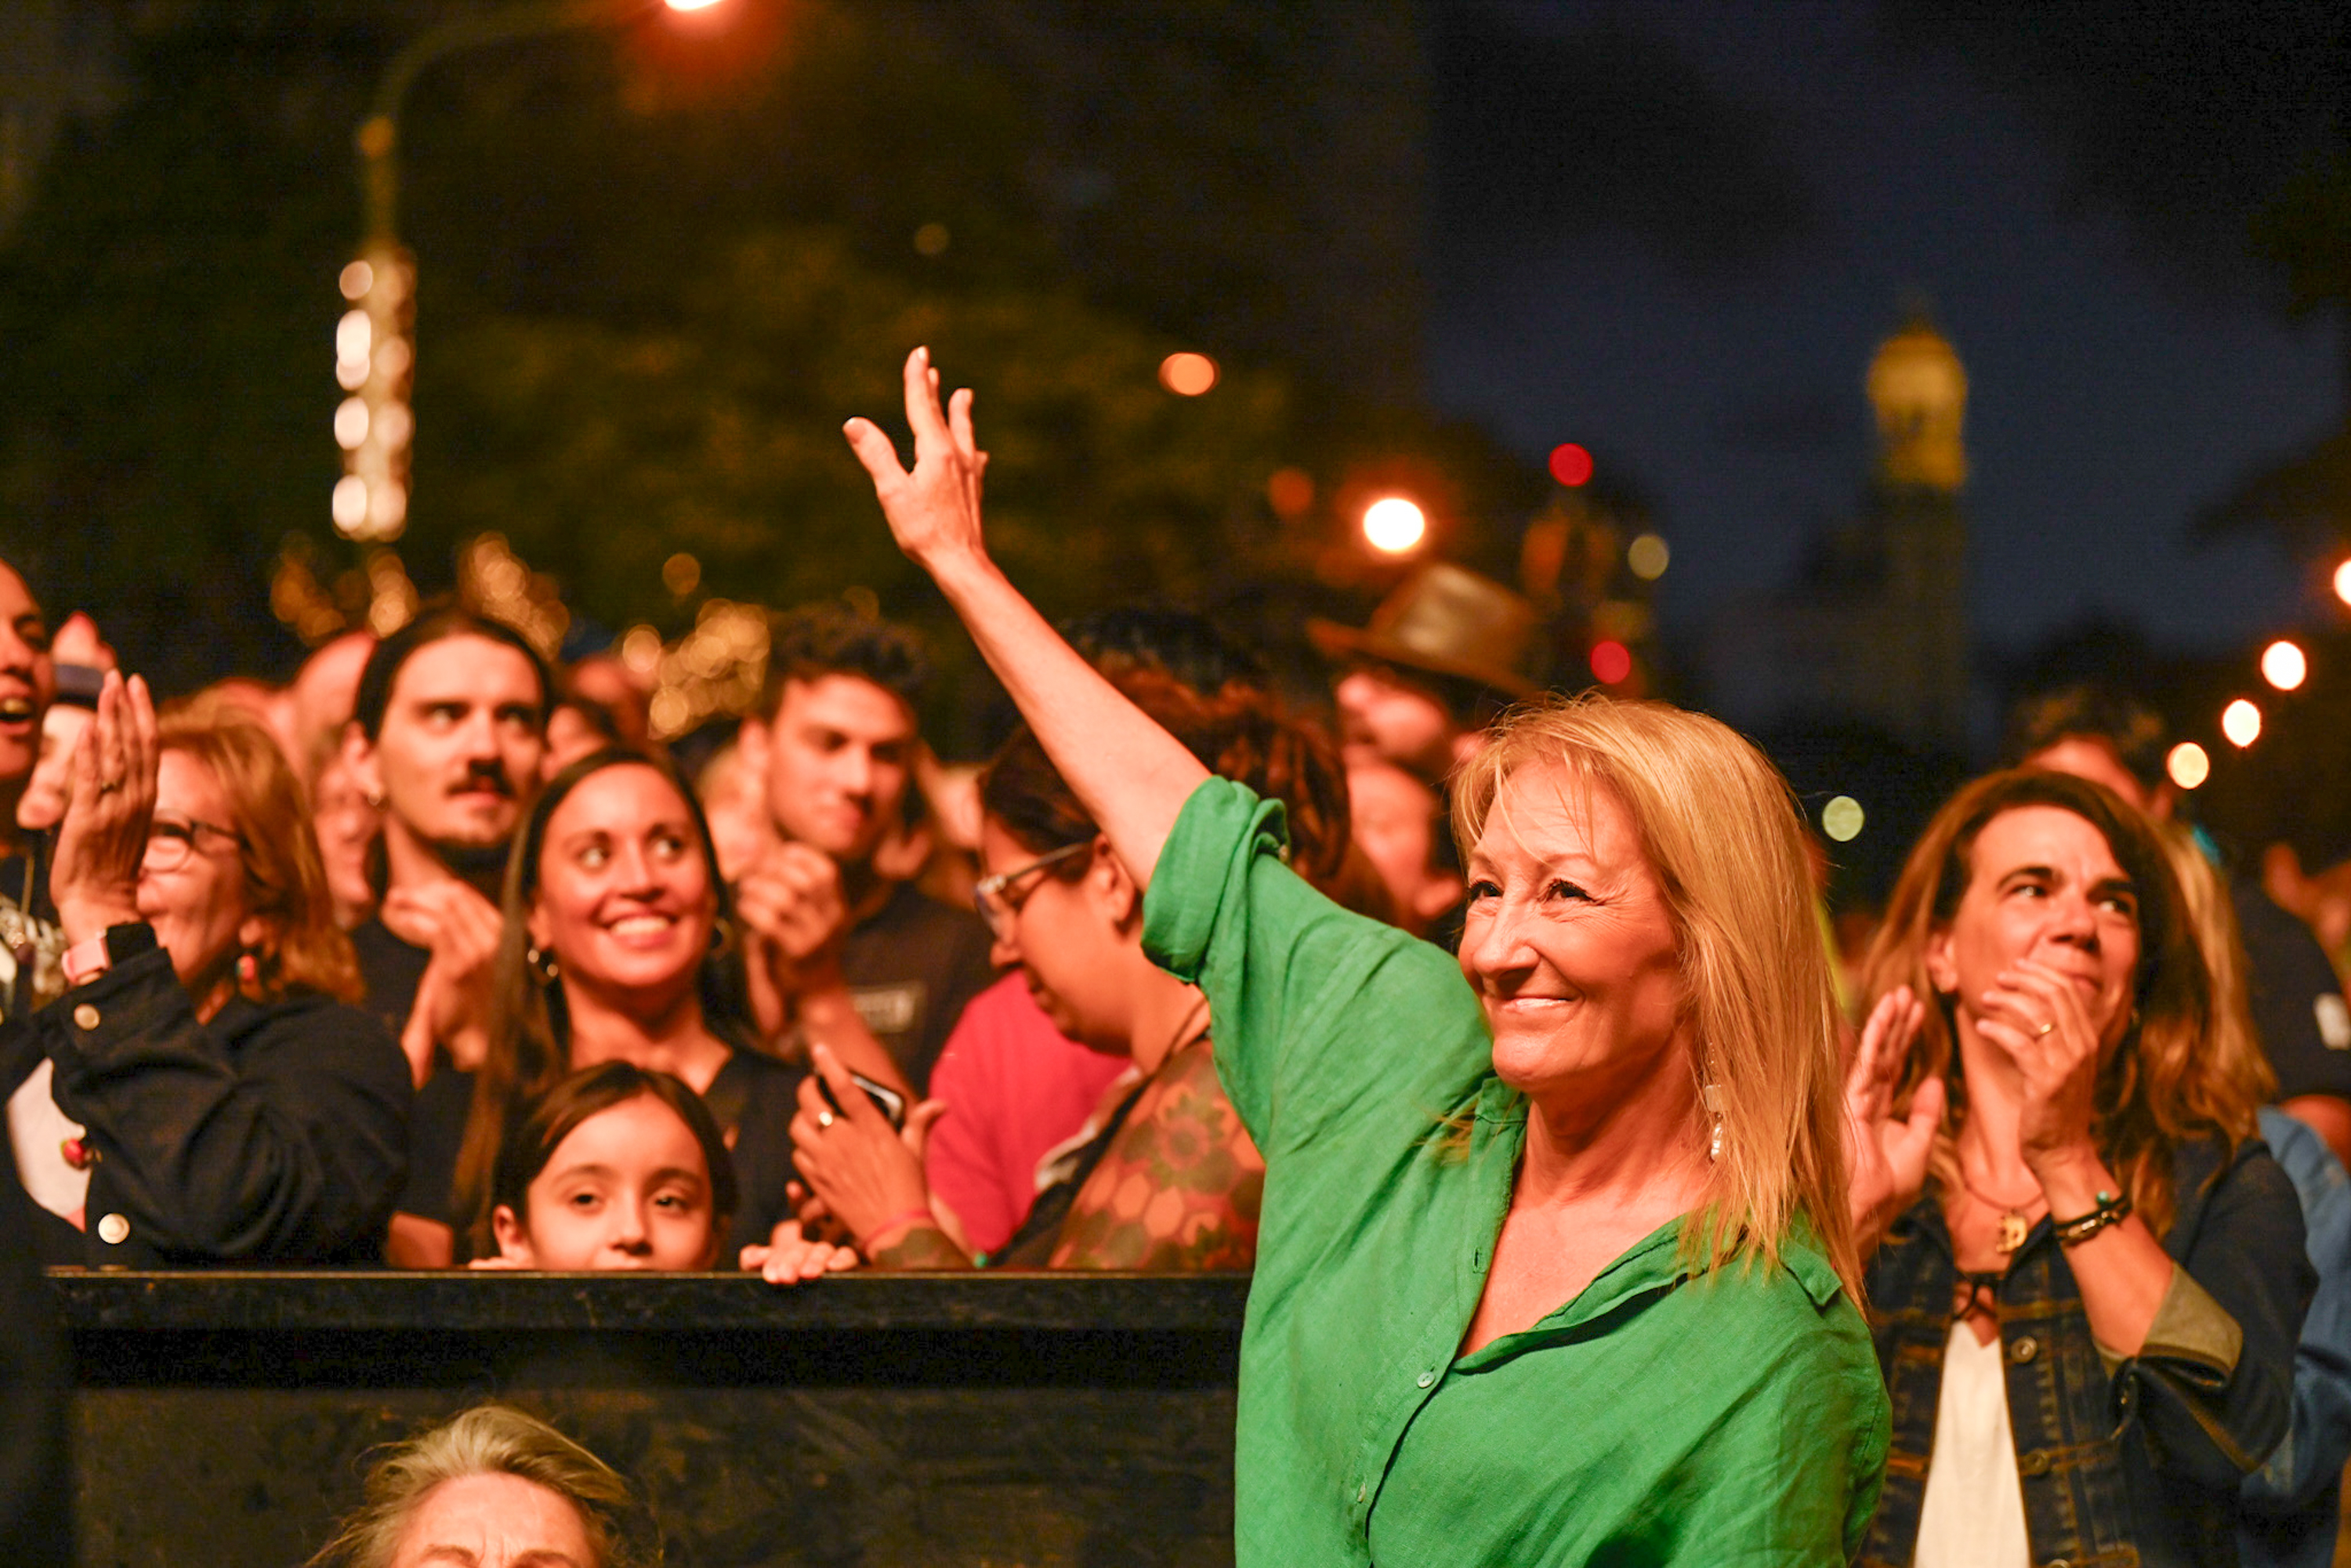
xmin=1427 ymin=0 xmax=2345 ymax=664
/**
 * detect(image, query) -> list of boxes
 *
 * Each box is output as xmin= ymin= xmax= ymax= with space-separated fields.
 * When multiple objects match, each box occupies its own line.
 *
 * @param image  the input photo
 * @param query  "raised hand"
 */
xmin=740 ymin=1219 xmax=862 ymax=1286
xmin=50 ymin=670 xmax=158 ymax=947
xmin=735 ymin=841 xmax=850 ymax=981
xmin=1842 ymin=985 xmax=1944 ymax=1254
xmin=842 ymin=346 xmax=990 ymax=573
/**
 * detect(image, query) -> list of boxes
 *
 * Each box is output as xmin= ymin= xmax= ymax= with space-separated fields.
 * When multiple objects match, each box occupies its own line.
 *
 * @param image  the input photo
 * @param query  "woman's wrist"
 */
xmin=855 ymin=1205 xmax=937 ymax=1255
xmin=2028 ymin=1143 xmax=2114 ymax=1216
xmin=56 ymin=895 xmax=142 ymax=949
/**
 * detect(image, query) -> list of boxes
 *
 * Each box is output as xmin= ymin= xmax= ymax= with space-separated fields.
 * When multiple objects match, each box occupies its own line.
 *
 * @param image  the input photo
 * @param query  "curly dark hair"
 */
xmin=761 ymin=603 xmax=929 ymax=714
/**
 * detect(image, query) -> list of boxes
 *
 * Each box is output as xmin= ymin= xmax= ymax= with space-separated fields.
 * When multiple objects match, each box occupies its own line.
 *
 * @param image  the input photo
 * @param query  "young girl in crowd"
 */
xmin=471 ymin=1062 xmax=734 ymax=1272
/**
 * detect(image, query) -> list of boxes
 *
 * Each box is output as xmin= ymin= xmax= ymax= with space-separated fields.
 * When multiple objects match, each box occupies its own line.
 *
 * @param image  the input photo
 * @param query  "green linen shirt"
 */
xmin=1142 ymin=778 xmax=1890 ymax=1566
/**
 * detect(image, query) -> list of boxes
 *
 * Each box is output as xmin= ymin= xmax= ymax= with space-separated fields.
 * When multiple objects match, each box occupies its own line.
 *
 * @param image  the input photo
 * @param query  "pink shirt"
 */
xmin=923 ymin=973 xmax=1132 ymax=1255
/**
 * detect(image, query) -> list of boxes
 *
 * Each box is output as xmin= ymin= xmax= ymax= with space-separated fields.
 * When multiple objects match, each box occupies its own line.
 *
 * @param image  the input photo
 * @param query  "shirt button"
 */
xmin=2017 ymin=1450 xmax=2051 ymax=1476
xmin=73 ymin=1003 xmax=100 ymax=1030
xmin=2010 ymin=1334 xmax=2039 ymax=1363
xmin=1417 ymin=1370 xmax=1436 ymax=1389
xmin=96 ymin=1212 xmax=129 ymax=1245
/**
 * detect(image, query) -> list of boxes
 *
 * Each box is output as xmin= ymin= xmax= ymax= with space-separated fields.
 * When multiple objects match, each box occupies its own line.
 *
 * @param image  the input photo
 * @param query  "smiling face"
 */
xmin=1458 ymin=759 xmax=1690 ymax=1103
xmin=0 ymin=563 xmax=55 ymax=801
xmin=491 ymin=1092 xmax=720 ymax=1272
xmin=138 ymin=748 xmax=264 ymax=1001
xmin=527 ymin=764 xmax=716 ymax=1009
xmin=759 ymin=674 xmax=916 ymax=867
xmin=1927 ymin=803 xmax=2143 ymax=1051
xmin=389 ymin=1471 xmax=596 ymax=1568
xmin=358 ymin=634 xmax=547 ymax=858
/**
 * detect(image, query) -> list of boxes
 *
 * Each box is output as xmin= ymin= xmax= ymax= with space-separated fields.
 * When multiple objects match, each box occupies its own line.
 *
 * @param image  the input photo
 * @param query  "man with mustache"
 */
xmin=340 ymin=605 xmax=550 ymax=1265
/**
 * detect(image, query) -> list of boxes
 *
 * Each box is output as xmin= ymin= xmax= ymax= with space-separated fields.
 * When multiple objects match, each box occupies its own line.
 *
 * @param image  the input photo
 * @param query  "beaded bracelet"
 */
xmin=2052 ymin=1188 xmax=2132 ymax=1247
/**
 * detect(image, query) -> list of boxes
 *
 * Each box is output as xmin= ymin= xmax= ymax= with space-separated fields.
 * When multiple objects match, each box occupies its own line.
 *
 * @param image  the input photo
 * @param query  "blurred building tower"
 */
xmin=1702 ymin=311 xmax=1971 ymax=750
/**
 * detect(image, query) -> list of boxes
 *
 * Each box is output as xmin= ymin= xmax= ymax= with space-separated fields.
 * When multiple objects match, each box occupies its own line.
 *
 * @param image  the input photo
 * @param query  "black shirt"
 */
xmin=839 ymin=880 xmax=996 ymax=1093
xmin=2233 ymin=871 xmax=2351 ymax=1103
xmin=350 ymin=917 xmax=474 ymax=1220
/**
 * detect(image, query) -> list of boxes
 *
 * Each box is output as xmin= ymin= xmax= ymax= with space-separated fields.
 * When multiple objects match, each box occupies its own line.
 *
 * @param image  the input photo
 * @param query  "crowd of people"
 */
xmin=5 ymin=346 xmax=2351 ymax=1563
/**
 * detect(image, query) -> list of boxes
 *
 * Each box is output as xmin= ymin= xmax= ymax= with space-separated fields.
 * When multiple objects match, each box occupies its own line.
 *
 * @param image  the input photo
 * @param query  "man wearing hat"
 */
xmin=1308 ymin=562 xmax=1543 ymax=784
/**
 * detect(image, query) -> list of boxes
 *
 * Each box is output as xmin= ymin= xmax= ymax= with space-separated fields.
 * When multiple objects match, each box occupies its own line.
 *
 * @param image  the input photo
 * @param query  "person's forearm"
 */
xmin=926 ymin=550 xmax=1208 ymax=889
xmin=792 ymin=986 xmax=911 ymax=1098
xmin=2038 ymin=1148 xmax=2172 ymax=1356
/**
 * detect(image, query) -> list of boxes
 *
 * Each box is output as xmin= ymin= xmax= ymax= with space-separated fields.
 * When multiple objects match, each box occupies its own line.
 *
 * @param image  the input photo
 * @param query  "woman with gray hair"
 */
xmin=309 ymin=1404 xmax=650 ymax=1568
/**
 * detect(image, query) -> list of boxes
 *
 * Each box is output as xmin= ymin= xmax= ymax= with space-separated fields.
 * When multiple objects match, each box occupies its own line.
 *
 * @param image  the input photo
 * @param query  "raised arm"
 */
xmin=842 ymin=348 xmax=1208 ymax=888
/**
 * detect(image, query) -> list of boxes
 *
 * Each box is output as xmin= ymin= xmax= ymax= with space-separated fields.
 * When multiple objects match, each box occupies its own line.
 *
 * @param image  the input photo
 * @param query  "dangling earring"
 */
xmin=526 ymin=945 xmax=560 ymax=983
xmin=1703 ymin=1084 xmax=1725 ymax=1162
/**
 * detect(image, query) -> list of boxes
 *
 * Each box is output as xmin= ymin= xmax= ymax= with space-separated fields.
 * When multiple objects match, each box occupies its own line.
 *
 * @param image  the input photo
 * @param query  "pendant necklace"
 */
xmin=1956 ymin=1166 xmax=2042 ymax=1255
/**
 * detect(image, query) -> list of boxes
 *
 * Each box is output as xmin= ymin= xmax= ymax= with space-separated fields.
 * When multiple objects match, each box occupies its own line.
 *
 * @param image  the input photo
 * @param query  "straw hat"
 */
xmin=1308 ymin=563 xmax=1542 ymax=698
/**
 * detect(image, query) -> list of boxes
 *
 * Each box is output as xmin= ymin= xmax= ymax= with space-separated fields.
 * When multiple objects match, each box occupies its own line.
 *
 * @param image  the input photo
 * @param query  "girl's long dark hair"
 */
xmin=455 ymin=748 xmax=743 ymax=1260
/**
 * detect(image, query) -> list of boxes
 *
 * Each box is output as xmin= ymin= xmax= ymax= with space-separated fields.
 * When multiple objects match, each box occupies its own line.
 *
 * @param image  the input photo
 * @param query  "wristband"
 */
xmin=856 ymin=1206 xmax=936 ymax=1255
xmin=2052 ymin=1188 xmax=2132 ymax=1247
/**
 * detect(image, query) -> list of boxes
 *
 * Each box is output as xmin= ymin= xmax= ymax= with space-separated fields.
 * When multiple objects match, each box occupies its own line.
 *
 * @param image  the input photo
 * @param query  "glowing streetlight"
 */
xmin=2166 ymin=742 xmax=2211 ymax=790
xmin=2262 ymin=639 xmax=2308 ymax=691
xmin=1362 ymin=497 xmax=1427 ymax=555
xmin=2222 ymin=699 xmax=2262 ymax=748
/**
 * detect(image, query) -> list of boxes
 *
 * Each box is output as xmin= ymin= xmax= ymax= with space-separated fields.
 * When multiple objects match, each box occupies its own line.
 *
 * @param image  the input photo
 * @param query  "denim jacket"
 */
xmin=1861 ymin=1136 xmax=2312 ymax=1568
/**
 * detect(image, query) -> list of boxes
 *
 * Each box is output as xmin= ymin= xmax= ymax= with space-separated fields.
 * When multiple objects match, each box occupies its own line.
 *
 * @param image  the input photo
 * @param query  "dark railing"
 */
xmin=54 ymin=1269 xmax=1249 ymax=1566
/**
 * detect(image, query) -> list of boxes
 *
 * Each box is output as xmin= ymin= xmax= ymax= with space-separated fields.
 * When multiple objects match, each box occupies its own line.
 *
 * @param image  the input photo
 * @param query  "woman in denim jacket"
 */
xmin=1845 ymin=769 xmax=2312 ymax=1567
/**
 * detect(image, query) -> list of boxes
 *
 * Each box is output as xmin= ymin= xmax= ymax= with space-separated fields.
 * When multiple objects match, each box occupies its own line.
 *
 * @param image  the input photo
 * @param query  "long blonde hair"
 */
xmin=1452 ymin=695 xmax=1861 ymax=1301
xmin=1859 ymin=770 xmax=2266 ymax=1236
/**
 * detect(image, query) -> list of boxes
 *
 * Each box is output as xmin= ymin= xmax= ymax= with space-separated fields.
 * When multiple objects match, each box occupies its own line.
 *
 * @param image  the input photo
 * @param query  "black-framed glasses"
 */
xmin=972 ymin=839 xmax=1092 ymax=939
xmin=144 ymin=817 xmax=241 ymax=875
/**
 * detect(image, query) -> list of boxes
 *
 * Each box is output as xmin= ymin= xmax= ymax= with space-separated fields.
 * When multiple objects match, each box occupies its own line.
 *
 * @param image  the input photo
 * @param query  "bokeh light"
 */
xmin=913 ymin=222 xmax=950 ymax=257
xmin=1588 ymin=639 xmax=1632 ymax=684
xmin=1627 ymin=533 xmax=1670 ymax=581
xmin=1362 ymin=496 xmax=1427 ymax=554
xmin=2262 ymin=639 xmax=2307 ymax=691
xmin=665 ymin=0 xmax=726 ymax=10
xmin=332 ymin=397 xmax=370 ymax=451
xmin=663 ymin=552 xmax=701 ymax=597
xmin=1158 ymin=352 xmax=1218 ymax=396
xmin=1821 ymin=796 xmax=1864 ymax=842
xmin=2222 ymin=699 xmax=2262 ymax=748
xmin=1549 ymin=443 xmax=1593 ymax=487
xmin=330 ymin=476 xmax=368 ymax=533
xmin=1266 ymin=467 xmax=1314 ymax=520
xmin=338 ymin=260 xmax=374 ymax=301
xmin=2166 ymin=742 xmax=2211 ymax=790
xmin=2335 ymin=559 xmax=2351 ymax=607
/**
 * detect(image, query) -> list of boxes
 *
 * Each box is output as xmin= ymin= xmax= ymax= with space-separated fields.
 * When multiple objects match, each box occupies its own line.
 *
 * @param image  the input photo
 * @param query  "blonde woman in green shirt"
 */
xmin=842 ymin=349 xmax=1891 ymax=1565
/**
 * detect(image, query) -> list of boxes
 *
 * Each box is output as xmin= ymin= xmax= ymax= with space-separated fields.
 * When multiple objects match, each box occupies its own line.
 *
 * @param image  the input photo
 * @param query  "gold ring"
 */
xmin=2034 ymin=1021 xmax=2056 ymax=1037
xmin=96 ymin=777 xmax=124 ymax=796
xmin=816 ymin=1109 xmax=835 ymax=1130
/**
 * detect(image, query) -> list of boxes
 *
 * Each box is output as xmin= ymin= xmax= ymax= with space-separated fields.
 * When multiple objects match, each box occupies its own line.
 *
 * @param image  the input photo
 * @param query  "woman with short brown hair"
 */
xmin=20 ymin=676 xmax=410 ymax=1265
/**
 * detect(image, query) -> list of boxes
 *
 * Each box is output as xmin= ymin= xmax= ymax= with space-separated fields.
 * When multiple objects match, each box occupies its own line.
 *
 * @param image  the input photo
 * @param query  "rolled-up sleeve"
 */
xmin=2111 ymin=1143 xmax=2311 ymax=1487
xmin=1142 ymin=777 xmax=1489 ymax=1157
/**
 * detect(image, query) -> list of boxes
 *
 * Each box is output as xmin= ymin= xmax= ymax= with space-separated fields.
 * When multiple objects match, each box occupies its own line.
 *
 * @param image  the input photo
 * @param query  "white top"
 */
xmin=1914 ymin=1317 xmax=2032 ymax=1568
xmin=8 ymin=1058 xmax=89 ymax=1222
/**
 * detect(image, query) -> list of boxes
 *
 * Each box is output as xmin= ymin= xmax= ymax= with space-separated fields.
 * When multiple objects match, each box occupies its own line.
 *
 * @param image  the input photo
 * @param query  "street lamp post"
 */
xmin=331 ymin=0 xmax=722 ymax=544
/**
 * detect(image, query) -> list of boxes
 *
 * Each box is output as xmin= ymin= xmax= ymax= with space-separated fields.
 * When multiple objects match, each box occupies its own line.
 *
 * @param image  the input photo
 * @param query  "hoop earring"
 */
xmin=526 ymin=945 xmax=560 ymax=983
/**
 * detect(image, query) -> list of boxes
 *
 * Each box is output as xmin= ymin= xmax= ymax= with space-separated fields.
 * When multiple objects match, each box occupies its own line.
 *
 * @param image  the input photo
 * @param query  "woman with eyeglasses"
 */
xmin=778 ymin=664 xmax=1353 ymax=1273
xmin=18 ymin=676 xmax=412 ymax=1265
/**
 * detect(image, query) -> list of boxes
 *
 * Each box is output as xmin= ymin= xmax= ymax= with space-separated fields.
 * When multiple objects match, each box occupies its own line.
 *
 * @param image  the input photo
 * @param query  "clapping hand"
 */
xmin=1842 ymin=986 xmax=1944 ymax=1254
xmin=381 ymin=878 xmax=503 ymax=1083
xmin=49 ymin=670 xmax=156 ymax=947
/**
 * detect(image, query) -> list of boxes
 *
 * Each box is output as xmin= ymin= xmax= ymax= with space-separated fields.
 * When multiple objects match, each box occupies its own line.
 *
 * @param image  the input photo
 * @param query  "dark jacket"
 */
xmin=20 ymin=930 xmax=411 ymax=1267
xmin=1862 ymin=1136 xmax=2313 ymax=1568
